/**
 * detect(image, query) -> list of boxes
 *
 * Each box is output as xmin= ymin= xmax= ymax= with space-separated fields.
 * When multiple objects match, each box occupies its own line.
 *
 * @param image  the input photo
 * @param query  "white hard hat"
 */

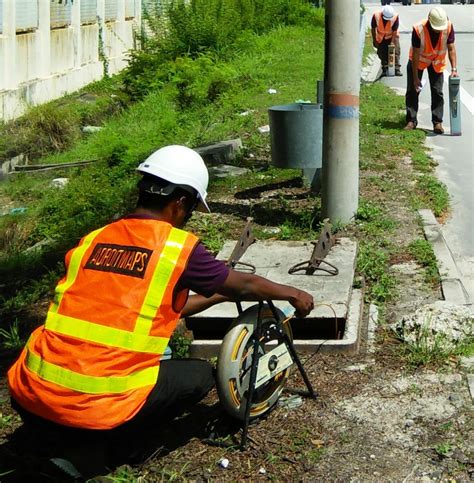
xmin=382 ymin=6 xmax=395 ymax=20
xmin=137 ymin=145 xmax=210 ymax=212
xmin=428 ymin=7 xmax=448 ymax=31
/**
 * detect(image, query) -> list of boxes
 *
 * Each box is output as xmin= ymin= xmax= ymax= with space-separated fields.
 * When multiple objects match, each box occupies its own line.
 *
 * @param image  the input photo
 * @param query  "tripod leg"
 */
xmin=267 ymin=300 xmax=317 ymax=399
xmin=240 ymin=302 xmax=263 ymax=450
xmin=284 ymin=334 xmax=317 ymax=399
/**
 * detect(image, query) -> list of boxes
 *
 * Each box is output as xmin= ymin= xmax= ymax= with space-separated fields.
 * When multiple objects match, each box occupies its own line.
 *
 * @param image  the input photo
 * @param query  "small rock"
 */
xmin=452 ymin=449 xmax=468 ymax=464
xmin=405 ymin=419 xmax=415 ymax=428
xmin=218 ymin=458 xmax=229 ymax=469
xmin=268 ymin=88 xmax=277 ymax=94
xmin=50 ymin=178 xmax=69 ymax=189
xmin=259 ymin=467 xmax=266 ymax=474
xmin=262 ymin=227 xmax=281 ymax=235
xmin=448 ymin=393 xmax=462 ymax=403
xmin=82 ymin=125 xmax=102 ymax=133
xmin=258 ymin=125 xmax=270 ymax=134
xmin=278 ymin=395 xmax=303 ymax=410
xmin=370 ymin=454 xmax=375 ymax=459
xmin=343 ymin=364 xmax=367 ymax=372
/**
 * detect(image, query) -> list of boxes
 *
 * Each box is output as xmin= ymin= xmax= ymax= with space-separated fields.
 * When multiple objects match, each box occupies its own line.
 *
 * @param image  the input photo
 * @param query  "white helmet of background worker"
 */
xmin=137 ymin=145 xmax=210 ymax=212
xmin=428 ymin=6 xmax=448 ymax=31
xmin=382 ymin=5 xmax=395 ymax=20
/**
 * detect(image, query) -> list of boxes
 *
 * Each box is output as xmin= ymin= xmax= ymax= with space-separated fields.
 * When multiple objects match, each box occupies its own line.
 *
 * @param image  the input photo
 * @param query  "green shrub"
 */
xmin=123 ymin=0 xmax=323 ymax=100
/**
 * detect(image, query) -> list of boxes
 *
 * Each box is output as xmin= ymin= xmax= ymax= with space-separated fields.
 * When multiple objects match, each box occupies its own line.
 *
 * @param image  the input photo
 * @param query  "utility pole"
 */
xmin=321 ymin=0 xmax=360 ymax=223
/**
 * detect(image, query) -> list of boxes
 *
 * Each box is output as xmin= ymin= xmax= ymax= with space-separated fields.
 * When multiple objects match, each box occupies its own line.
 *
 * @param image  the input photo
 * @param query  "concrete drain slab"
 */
xmin=187 ymin=238 xmax=362 ymax=356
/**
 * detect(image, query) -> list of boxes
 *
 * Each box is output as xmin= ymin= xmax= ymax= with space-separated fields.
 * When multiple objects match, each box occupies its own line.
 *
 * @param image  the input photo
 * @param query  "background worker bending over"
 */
xmin=405 ymin=6 xmax=458 ymax=134
xmin=371 ymin=5 xmax=402 ymax=77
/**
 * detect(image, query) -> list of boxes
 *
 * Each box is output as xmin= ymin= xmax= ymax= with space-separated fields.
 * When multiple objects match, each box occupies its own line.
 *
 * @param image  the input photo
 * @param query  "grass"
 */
xmin=435 ymin=441 xmax=454 ymax=457
xmin=402 ymin=319 xmax=474 ymax=368
xmin=408 ymin=239 xmax=440 ymax=285
xmin=0 ymin=320 xmax=23 ymax=350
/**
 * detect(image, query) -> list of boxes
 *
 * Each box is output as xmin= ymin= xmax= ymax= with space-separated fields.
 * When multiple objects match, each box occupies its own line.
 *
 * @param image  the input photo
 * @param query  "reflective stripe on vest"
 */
xmin=375 ymin=12 xmax=397 ymax=44
xmin=26 ymin=348 xmax=159 ymax=394
xmin=27 ymin=226 xmax=191 ymax=394
xmin=409 ymin=21 xmax=451 ymax=73
xmin=134 ymin=229 xmax=188 ymax=335
xmin=45 ymin=312 xmax=169 ymax=354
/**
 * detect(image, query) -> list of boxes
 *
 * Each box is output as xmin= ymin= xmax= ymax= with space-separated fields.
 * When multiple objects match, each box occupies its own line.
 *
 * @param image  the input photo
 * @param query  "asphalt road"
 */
xmin=363 ymin=0 xmax=474 ymax=302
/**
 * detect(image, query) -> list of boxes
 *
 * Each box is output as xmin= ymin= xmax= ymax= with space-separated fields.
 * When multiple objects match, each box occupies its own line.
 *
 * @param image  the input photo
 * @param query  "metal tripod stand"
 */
xmin=238 ymin=300 xmax=317 ymax=450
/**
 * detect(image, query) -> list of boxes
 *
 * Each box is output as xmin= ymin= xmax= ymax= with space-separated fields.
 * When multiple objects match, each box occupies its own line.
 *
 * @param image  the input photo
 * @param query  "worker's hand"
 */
xmin=450 ymin=69 xmax=459 ymax=78
xmin=413 ymin=77 xmax=422 ymax=93
xmin=289 ymin=289 xmax=314 ymax=318
xmin=373 ymin=40 xmax=379 ymax=49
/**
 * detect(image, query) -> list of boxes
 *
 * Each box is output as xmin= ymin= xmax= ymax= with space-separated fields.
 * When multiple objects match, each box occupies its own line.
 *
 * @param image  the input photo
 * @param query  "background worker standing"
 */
xmin=371 ymin=5 xmax=402 ymax=77
xmin=7 ymin=145 xmax=314 ymax=473
xmin=405 ymin=6 xmax=458 ymax=134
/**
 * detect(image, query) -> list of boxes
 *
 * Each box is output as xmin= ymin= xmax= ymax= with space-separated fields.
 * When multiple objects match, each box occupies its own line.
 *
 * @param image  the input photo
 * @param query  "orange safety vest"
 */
xmin=374 ymin=11 xmax=399 ymax=44
xmin=8 ymin=218 xmax=198 ymax=429
xmin=409 ymin=20 xmax=452 ymax=73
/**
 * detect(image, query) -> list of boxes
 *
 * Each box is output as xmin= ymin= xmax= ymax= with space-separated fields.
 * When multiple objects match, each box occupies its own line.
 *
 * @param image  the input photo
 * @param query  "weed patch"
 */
xmin=408 ymin=239 xmax=439 ymax=285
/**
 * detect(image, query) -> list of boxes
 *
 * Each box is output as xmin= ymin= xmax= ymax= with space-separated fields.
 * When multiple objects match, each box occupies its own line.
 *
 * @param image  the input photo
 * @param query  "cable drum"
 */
xmin=216 ymin=304 xmax=293 ymax=421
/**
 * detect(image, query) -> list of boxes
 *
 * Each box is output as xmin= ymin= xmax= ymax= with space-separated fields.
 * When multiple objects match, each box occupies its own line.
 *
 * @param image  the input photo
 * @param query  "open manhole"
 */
xmin=186 ymin=239 xmax=362 ymax=357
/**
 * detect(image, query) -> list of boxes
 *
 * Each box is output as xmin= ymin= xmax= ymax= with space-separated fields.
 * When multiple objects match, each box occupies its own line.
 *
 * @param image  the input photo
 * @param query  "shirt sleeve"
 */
xmin=392 ymin=17 xmax=399 ymax=32
xmin=371 ymin=15 xmax=377 ymax=29
xmin=447 ymin=25 xmax=455 ymax=44
xmin=412 ymin=27 xmax=421 ymax=49
xmin=177 ymin=242 xmax=230 ymax=297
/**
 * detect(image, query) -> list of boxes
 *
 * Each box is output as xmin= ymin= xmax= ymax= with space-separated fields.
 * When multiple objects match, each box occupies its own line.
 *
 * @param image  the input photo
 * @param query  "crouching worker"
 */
xmin=7 ymin=145 xmax=314 ymax=473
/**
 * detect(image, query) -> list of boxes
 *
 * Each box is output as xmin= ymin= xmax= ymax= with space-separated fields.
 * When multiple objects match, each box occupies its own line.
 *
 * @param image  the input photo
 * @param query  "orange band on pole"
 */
xmin=328 ymin=93 xmax=359 ymax=107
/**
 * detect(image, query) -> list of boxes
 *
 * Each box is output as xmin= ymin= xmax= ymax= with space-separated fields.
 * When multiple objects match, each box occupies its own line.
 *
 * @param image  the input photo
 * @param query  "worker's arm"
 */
xmin=181 ymin=293 xmax=230 ymax=317
xmin=215 ymin=270 xmax=314 ymax=318
xmin=448 ymin=43 xmax=458 ymax=77
xmin=371 ymin=27 xmax=378 ymax=48
xmin=411 ymin=47 xmax=422 ymax=91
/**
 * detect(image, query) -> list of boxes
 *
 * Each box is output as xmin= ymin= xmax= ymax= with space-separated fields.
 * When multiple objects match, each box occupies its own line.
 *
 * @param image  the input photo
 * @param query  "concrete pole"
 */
xmin=321 ymin=0 xmax=360 ymax=224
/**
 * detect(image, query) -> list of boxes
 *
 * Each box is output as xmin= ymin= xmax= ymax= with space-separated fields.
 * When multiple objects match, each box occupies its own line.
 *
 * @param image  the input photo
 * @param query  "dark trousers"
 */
xmin=11 ymin=358 xmax=214 ymax=438
xmin=405 ymin=60 xmax=444 ymax=125
xmin=377 ymin=38 xmax=401 ymax=69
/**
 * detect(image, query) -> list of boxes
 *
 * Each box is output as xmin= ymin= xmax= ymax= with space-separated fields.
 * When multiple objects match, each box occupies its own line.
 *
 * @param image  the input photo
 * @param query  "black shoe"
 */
xmin=395 ymin=70 xmax=403 ymax=76
xmin=382 ymin=68 xmax=388 ymax=76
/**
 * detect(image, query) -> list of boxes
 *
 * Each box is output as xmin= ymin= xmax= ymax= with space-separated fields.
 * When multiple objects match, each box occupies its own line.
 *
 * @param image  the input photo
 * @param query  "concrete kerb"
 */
xmin=418 ymin=209 xmax=470 ymax=305
xmin=361 ymin=53 xmax=381 ymax=84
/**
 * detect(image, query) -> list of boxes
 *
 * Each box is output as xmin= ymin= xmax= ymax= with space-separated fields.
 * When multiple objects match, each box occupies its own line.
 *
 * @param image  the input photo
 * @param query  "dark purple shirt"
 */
xmin=123 ymin=214 xmax=229 ymax=297
xmin=178 ymin=242 xmax=229 ymax=297
xmin=411 ymin=23 xmax=455 ymax=49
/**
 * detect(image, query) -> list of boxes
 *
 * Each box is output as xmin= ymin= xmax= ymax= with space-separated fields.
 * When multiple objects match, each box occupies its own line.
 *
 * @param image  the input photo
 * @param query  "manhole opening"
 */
xmin=186 ymin=317 xmax=347 ymax=341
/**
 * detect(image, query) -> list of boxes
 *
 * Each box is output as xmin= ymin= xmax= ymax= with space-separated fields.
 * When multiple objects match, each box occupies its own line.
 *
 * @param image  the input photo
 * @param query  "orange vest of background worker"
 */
xmin=371 ymin=6 xmax=402 ymax=76
xmin=409 ymin=20 xmax=452 ymax=73
xmin=373 ymin=10 xmax=399 ymax=44
xmin=8 ymin=218 xmax=198 ymax=429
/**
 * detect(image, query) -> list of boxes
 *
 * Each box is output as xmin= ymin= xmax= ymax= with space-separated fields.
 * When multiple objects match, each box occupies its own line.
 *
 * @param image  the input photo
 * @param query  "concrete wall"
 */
xmin=0 ymin=0 xmax=142 ymax=121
